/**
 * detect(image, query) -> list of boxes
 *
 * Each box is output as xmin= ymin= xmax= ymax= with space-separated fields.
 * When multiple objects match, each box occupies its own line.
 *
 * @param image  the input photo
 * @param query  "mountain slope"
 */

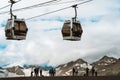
xmin=56 ymin=58 xmax=88 ymax=76
xmin=92 ymin=56 xmax=118 ymax=69
xmin=99 ymin=58 xmax=120 ymax=76
xmin=91 ymin=56 xmax=119 ymax=76
xmin=0 ymin=56 xmax=119 ymax=77
xmin=7 ymin=66 xmax=25 ymax=75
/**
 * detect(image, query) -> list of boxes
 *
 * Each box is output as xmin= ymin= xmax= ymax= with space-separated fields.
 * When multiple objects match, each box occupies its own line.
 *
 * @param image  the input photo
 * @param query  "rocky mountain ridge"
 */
xmin=0 ymin=55 xmax=120 ymax=77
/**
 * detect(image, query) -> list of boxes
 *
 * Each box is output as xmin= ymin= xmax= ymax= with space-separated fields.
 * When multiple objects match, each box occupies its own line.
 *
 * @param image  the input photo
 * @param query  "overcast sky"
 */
xmin=0 ymin=0 xmax=120 ymax=67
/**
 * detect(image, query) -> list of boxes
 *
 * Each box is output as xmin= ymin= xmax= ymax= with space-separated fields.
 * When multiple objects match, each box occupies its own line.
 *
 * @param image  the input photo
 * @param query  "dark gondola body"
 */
xmin=5 ymin=19 xmax=28 ymax=40
xmin=62 ymin=20 xmax=83 ymax=41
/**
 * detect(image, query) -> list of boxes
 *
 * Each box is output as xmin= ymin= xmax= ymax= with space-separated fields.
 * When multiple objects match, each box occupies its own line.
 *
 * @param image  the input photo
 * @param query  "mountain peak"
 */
xmin=75 ymin=58 xmax=87 ymax=64
xmin=92 ymin=55 xmax=118 ymax=68
xmin=103 ymin=55 xmax=108 ymax=58
xmin=100 ymin=55 xmax=117 ymax=61
xmin=101 ymin=55 xmax=109 ymax=60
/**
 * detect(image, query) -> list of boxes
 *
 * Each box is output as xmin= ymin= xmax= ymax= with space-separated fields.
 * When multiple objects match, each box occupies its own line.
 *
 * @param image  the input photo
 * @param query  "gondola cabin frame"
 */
xmin=62 ymin=19 xmax=83 ymax=41
xmin=5 ymin=18 xmax=28 ymax=40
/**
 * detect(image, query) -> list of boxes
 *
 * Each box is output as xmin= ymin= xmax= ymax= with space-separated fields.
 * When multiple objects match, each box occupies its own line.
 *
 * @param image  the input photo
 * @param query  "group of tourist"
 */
xmin=72 ymin=66 xmax=98 ymax=76
xmin=31 ymin=67 xmax=43 ymax=77
xmin=31 ymin=66 xmax=98 ymax=77
xmin=31 ymin=67 xmax=56 ymax=77
xmin=49 ymin=68 xmax=56 ymax=76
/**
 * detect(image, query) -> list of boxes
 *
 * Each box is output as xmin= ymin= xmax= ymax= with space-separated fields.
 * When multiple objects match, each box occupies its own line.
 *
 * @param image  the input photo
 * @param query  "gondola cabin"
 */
xmin=5 ymin=18 xmax=28 ymax=40
xmin=61 ymin=19 xmax=83 ymax=41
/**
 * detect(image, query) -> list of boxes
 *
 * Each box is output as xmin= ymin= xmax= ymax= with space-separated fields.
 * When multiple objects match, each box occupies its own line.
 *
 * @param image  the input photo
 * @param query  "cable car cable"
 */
xmin=0 ymin=4 xmax=10 ymax=10
xmin=0 ymin=0 xmax=86 ymax=15
xmin=0 ymin=0 xmax=61 ymax=15
xmin=42 ymin=0 xmax=85 ymax=7
xmin=0 ymin=0 xmax=21 ymax=10
xmin=10 ymin=0 xmax=61 ymax=12
xmin=12 ymin=0 xmax=61 ymax=12
xmin=26 ymin=0 xmax=93 ymax=20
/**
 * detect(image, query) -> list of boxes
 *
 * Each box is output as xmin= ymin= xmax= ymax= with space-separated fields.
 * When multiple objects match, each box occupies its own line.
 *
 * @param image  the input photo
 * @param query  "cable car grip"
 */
xmin=9 ymin=0 xmax=16 ymax=19
xmin=72 ymin=4 xmax=78 ymax=22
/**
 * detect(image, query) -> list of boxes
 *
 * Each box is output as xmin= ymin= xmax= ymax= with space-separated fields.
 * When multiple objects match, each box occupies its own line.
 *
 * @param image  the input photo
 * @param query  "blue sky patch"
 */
xmin=90 ymin=19 xmax=99 ymax=23
xmin=43 ymin=28 xmax=61 ymax=32
xmin=55 ymin=17 xmax=64 ymax=22
xmin=113 ymin=8 xmax=120 ymax=12
xmin=90 ymin=17 xmax=101 ymax=23
xmin=29 ymin=16 xmax=65 ymax=22
xmin=0 ymin=21 xmax=6 ymax=27
xmin=40 ymin=17 xmax=64 ymax=22
xmin=0 ymin=44 xmax=7 ymax=50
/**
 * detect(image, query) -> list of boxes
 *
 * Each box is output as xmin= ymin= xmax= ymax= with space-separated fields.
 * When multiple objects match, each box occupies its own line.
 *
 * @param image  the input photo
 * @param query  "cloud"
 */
xmin=0 ymin=0 xmax=120 ymax=67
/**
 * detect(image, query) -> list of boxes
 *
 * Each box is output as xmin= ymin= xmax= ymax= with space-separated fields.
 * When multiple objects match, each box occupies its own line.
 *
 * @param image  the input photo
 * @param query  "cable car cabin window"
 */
xmin=5 ymin=21 xmax=12 ymax=37
xmin=14 ymin=21 xmax=19 ymax=30
xmin=20 ymin=22 xmax=26 ymax=30
xmin=72 ymin=22 xmax=82 ymax=37
xmin=14 ymin=21 xmax=27 ymax=36
xmin=6 ymin=21 xmax=12 ymax=29
xmin=62 ymin=22 xmax=71 ymax=37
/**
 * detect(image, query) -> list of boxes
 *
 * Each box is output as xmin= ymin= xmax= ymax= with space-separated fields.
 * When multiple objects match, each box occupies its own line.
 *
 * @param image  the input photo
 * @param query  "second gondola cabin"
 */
xmin=61 ymin=19 xmax=83 ymax=41
xmin=5 ymin=18 xmax=28 ymax=40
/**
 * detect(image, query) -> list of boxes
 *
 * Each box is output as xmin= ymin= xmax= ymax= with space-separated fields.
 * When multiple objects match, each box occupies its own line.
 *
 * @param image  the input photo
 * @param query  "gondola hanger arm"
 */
xmin=72 ymin=4 xmax=78 ymax=21
xmin=9 ymin=0 xmax=21 ymax=19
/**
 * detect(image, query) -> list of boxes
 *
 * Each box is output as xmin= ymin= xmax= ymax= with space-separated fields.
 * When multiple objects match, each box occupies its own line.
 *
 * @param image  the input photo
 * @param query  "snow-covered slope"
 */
xmin=0 ymin=56 xmax=119 ymax=77
xmin=56 ymin=58 xmax=90 ymax=76
xmin=91 ymin=56 xmax=119 ymax=76
xmin=92 ymin=56 xmax=118 ymax=66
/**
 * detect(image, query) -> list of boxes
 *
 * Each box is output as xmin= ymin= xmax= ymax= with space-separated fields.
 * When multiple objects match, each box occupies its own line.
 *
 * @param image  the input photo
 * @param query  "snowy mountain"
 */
xmin=56 ymin=58 xmax=89 ymax=76
xmin=92 ymin=56 xmax=118 ymax=67
xmin=0 ymin=56 xmax=120 ymax=78
xmin=56 ymin=56 xmax=120 ymax=76
xmin=7 ymin=66 xmax=24 ymax=75
xmin=91 ymin=56 xmax=119 ymax=76
xmin=104 ymin=58 xmax=120 ymax=76
xmin=0 ymin=68 xmax=8 ymax=77
xmin=91 ymin=56 xmax=118 ymax=70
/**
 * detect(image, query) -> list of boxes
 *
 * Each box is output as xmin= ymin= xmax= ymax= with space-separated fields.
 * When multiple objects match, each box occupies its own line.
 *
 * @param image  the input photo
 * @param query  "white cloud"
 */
xmin=0 ymin=0 xmax=120 ymax=67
